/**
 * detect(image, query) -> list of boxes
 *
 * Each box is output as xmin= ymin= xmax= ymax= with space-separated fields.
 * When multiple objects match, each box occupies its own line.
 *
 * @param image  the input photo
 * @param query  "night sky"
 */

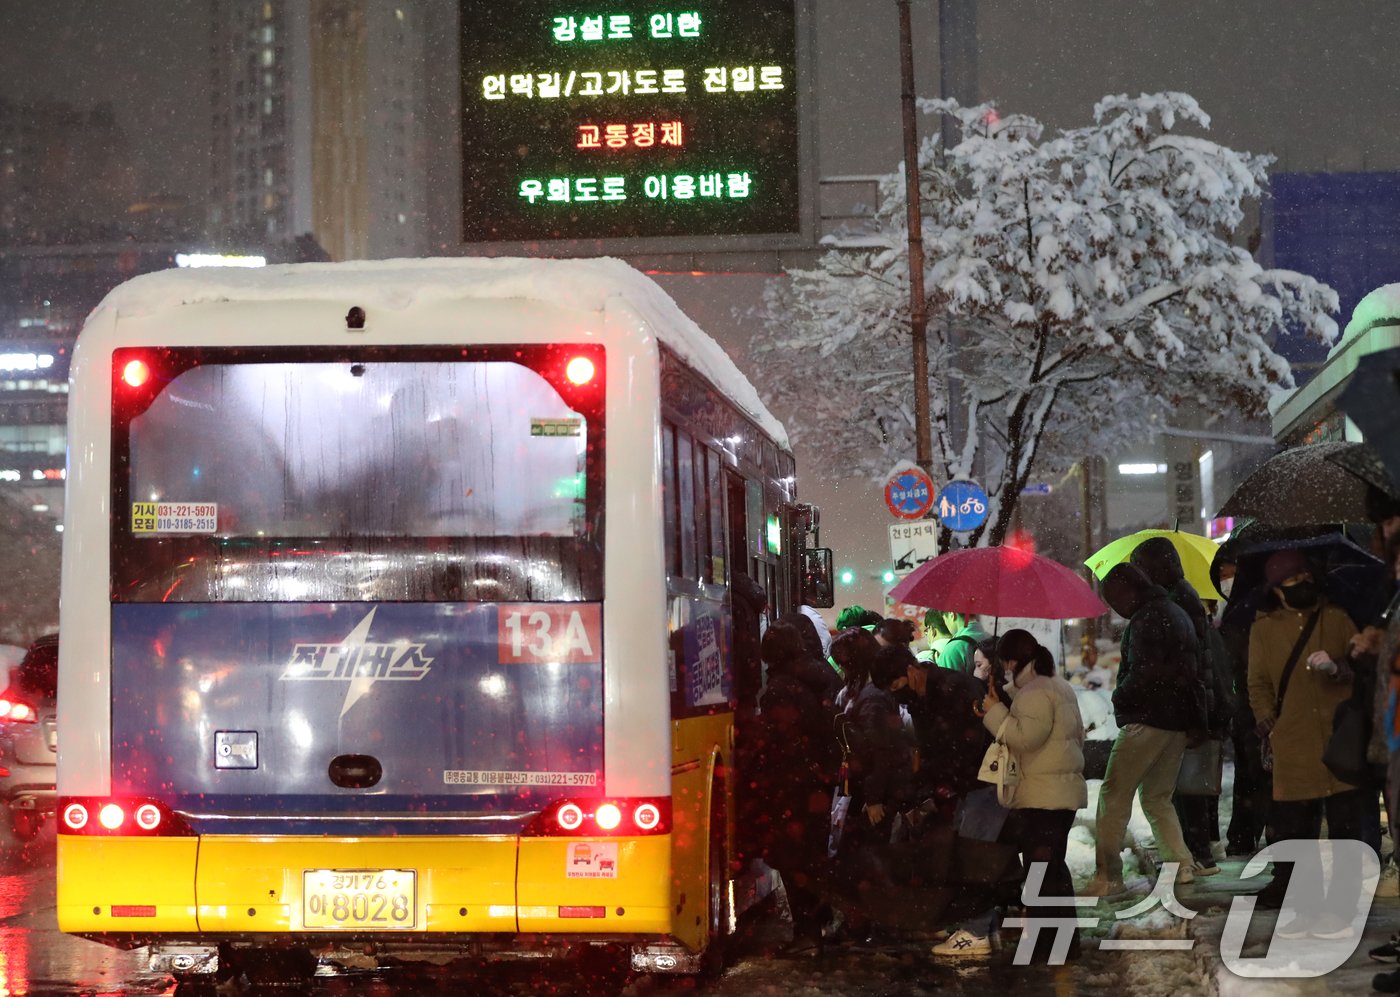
xmin=4 ymin=1 xmax=1399 ymax=207
xmin=0 ymin=0 xmax=208 ymax=200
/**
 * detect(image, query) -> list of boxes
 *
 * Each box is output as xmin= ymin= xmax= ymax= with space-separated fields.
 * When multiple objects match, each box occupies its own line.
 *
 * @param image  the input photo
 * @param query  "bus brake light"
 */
xmin=526 ymin=797 xmax=671 ymax=837
xmin=57 ymin=796 xmax=194 ymax=837
xmin=565 ymin=356 xmax=596 ymax=385
xmin=121 ymin=359 xmax=151 ymax=388
xmin=594 ymin=803 xmax=622 ymax=831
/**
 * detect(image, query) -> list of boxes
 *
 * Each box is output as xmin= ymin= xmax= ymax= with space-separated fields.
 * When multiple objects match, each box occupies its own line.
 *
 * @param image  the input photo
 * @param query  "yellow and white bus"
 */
xmin=56 ymin=257 xmax=831 ymax=983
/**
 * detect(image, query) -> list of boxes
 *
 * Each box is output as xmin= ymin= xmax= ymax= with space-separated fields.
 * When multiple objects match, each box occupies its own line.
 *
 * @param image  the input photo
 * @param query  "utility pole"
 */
xmin=897 ymin=0 xmax=932 ymax=475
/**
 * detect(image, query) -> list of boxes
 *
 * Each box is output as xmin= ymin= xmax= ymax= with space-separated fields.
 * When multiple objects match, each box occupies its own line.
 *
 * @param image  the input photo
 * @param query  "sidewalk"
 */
xmin=1080 ymin=855 xmax=1400 ymax=996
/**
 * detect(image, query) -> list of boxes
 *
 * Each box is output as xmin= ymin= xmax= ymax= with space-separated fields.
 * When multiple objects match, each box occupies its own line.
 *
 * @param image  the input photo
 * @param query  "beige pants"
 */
xmin=1095 ymin=722 xmax=1193 ymax=881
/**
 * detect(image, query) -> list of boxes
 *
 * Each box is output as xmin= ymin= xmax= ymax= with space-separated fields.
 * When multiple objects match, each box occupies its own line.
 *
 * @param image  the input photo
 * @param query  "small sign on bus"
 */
xmin=131 ymin=502 xmax=218 ymax=534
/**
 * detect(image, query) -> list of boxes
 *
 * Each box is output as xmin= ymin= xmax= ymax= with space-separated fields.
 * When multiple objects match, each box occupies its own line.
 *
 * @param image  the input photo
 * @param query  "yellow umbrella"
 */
xmin=1085 ymin=529 xmax=1224 ymax=601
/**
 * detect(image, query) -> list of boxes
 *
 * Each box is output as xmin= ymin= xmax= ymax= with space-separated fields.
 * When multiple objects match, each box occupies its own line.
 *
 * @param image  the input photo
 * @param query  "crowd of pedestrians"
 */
xmin=734 ymin=487 xmax=1400 ymax=981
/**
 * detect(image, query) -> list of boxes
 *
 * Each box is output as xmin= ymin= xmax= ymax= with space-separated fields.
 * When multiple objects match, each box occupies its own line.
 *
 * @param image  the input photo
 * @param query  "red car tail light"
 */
xmin=526 ymin=797 xmax=671 ymax=837
xmin=57 ymin=797 xmax=194 ymax=837
xmin=0 ymin=695 xmax=37 ymax=723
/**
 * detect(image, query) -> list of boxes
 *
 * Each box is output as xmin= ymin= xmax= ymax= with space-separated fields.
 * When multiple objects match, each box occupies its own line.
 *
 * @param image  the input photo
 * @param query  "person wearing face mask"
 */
xmin=976 ymin=630 xmax=1088 ymax=962
xmin=1246 ymin=549 xmax=1361 ymax=925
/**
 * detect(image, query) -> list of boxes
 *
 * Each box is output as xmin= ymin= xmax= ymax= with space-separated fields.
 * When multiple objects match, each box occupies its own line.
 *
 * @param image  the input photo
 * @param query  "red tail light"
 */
xmin=58 ymin=797 xmax=194 ymax=837
xmin=526 ymin=797 xmax=671 ymax=837
xmin=0 ymin=695 xmax=37 ymax=723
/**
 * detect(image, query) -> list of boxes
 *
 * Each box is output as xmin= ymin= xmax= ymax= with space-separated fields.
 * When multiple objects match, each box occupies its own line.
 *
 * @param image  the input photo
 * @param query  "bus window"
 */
xmin=676 ymin=430 xmax=697 ymax=580
xmin=692 ymin=440 xmax=711 ymax=583
xmin=705 ymin=448 xmax=724 ymax=584
xmin=113 ymin=348 xmax=604 ymax=603
xmin=662 ymin=423 xmax=679 ymax=578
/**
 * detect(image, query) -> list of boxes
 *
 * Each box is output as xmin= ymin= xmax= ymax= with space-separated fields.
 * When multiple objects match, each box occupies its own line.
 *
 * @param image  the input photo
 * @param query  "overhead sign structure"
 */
xmin=884 ymin=464 xmax=935 ymax=521
xmin=460 ymin=1 xmax=801 ymax=244
xmin=888 ymin=521 xmax=939 ymax=577
xmin=935 ymin=479 xmax=989 ymax=533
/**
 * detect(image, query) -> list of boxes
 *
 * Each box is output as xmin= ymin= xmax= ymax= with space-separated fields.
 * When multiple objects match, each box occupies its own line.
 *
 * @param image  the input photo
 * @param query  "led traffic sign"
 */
xmin=460 ymin=1 xmax=800 ymax=243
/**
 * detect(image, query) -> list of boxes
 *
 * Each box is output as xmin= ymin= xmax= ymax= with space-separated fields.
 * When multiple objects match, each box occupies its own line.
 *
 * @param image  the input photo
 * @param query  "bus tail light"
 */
xmin=57 ymin=797 xmax=194 ymax=837
xmin=526 ymin=797 xmax=671 ymax=837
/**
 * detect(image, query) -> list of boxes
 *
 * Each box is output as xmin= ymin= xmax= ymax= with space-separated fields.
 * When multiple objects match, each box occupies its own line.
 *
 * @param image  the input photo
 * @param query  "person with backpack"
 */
xmin=743 ymin=620 xmax=841 ymax=953
xmin=934 ymin=611 xmax=987 ymax=675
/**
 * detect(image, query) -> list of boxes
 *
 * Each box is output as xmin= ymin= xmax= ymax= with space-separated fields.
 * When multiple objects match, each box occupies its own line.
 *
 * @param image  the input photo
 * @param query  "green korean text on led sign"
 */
xmin=460 ymin=2 xmax=800 ymax=243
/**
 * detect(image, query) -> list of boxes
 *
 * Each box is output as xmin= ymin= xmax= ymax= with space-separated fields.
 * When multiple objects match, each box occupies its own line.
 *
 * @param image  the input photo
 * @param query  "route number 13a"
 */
xmin=498 ymin=604 xmax=602 ymax=664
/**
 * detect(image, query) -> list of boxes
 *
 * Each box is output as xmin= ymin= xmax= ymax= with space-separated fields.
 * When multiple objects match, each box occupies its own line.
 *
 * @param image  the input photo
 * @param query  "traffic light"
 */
xmin=881 ymin=570 xmax=896 ymax=584
xmin=838 ymin=568 xmax=856 ymax=586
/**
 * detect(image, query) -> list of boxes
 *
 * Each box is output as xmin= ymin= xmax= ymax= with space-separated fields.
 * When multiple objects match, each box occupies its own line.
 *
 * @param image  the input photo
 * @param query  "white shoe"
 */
xmin=931 ymin=929 xmax=993 ymax=959
xmin=1309 ymin=914 xmax=1356 ymax=941
xmin=1379 ymin=861 xmax=1400 ymax=899
xmin=1276 ymin=915 xmax=1312 ymax=940
xmin=1210 ymin=840 xmax=1227 ymax=862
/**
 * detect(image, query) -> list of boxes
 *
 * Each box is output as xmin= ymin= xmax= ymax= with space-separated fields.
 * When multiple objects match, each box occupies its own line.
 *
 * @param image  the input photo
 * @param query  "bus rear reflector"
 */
xmin=526 ymin=797 xmax=671 ymax=837
xmin=111 ymin=905 xmax=157 ymax=918
xmin=559 ymin=906 xmax=606 ymax=919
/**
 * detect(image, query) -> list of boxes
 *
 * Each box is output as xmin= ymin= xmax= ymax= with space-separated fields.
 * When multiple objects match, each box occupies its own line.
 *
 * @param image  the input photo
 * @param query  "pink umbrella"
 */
xmin=888 ymin=545 xmax=1108 ymax=620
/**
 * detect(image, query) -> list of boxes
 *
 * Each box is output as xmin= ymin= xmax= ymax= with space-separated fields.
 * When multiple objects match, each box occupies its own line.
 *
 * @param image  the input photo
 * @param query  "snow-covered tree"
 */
xmin=752 ymin=92 xmax=1338 ymax=547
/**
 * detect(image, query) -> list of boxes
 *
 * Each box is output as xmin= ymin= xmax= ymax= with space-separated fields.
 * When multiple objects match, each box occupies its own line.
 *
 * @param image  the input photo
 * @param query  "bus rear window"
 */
xmin=112 ymin=347 xmax=604 ymax=603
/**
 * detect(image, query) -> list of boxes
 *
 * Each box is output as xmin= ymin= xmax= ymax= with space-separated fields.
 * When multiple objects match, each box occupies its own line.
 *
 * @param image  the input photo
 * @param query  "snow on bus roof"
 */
xmin=92 ymin=255 xmax=788 ymax=447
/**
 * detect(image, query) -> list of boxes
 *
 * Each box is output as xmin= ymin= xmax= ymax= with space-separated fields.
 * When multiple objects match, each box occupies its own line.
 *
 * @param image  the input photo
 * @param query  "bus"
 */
xmin=56 ymin=257 xmax=833 ymax=984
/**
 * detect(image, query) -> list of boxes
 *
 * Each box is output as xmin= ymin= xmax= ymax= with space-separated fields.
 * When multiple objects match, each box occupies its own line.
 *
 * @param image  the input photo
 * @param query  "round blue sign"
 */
xmin=935 ymin=480 xmax=990 ymax=532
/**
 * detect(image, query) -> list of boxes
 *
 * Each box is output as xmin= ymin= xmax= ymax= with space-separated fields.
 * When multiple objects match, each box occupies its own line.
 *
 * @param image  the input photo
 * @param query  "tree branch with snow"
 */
xmin=749 ymin=92 xmax=1337 ymax=547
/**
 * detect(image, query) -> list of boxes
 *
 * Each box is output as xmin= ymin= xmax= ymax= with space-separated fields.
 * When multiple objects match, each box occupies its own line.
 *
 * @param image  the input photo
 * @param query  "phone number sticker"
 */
xmin=443 ymin=770 xmax=599 ymax=787
xmin=132 ymin=502 xmax=218 ymax=534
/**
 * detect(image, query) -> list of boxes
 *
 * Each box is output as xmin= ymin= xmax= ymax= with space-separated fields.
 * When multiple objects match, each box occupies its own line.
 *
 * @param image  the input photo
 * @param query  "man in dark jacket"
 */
xmin=1131 ymin=537 xmax=1231 ymax=874
xmin=900 ymin=654 xmax=990 ymax=808
xmin=1087 ymin=563 xmax=1207 ymax=895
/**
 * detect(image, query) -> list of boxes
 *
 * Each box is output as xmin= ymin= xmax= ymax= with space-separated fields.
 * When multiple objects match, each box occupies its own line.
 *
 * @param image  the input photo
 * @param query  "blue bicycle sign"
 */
xmin=935 ymin=480 xmax=990 ymax=532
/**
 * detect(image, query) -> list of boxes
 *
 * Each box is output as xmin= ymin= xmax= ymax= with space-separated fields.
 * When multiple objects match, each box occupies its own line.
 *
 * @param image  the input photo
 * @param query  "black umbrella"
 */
xmin=1224 ymin=533 xmax=1388 ymax=630
xmin=1217 ymin=442 xmax=1386 ymax=527
xmin=1339 ymin=346 xmax=1400 ymax=487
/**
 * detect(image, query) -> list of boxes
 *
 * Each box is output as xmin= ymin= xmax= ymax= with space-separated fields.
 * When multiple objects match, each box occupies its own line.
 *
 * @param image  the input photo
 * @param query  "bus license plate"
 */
xmin=302 ymin=869 xmax=416 ymax=930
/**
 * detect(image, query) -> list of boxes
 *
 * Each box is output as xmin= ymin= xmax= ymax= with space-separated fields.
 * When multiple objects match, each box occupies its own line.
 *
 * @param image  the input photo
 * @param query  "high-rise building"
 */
xmin=208 ymin=0 xmax=430 ymax=260
xmin=0 ymin=99 xmax=139 ymax=247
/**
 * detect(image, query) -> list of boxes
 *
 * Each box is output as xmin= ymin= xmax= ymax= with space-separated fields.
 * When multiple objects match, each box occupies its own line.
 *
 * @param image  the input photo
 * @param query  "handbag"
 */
xmin=1175 ymin=738 xmax=1224 ymax=795
xmin=1323 ymin=690 xmax=1372 ymax=787
xmin=1262 ymin=608 xmax=1322 ymax=773
xmin=976 ymin=717 xmax=1021 ymax=807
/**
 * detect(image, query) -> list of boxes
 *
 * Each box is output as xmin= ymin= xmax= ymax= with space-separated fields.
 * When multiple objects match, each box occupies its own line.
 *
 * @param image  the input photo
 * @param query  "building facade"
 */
xmin=207 ymin=0 xmax=430 ymax=260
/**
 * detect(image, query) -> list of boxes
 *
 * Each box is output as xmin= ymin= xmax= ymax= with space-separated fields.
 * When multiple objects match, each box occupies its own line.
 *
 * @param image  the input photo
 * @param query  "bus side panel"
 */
xmin=515 ymin=835 xmax=672 ymax=933
xmin=56 ymin=836 xmax=199 ymax=932
xmin=669 ymin=713 xmax=732 ymax=952
xmin=194 ymin=837 xmax=519 ymax=933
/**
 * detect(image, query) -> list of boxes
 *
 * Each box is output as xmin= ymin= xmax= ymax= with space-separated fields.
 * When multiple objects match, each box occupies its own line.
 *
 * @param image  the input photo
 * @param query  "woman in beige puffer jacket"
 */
xmin=977 ymin=629 xmax=1088 ymax=961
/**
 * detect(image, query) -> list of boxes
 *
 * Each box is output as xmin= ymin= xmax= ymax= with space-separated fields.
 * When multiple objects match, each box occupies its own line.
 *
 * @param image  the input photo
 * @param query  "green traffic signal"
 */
xmin=882 ymin=570 xmax=896 ymax=584
xmin=838 ymin=568 xmax=856 ymax=586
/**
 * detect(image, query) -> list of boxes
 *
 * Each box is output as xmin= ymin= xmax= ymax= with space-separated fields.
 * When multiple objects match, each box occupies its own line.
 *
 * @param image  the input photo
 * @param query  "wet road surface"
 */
xmin=1 ymin=833 xmax=1139 ymax=996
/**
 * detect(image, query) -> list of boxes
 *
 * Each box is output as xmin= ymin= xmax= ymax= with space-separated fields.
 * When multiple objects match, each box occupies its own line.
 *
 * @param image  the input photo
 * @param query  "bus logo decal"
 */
xmin=280 ymin=609 xmax=434 ymax=718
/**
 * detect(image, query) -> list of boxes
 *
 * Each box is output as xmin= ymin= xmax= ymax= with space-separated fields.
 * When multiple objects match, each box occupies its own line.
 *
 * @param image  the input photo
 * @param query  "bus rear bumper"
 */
xmin=58 ymin=832 xmax=674 ymax=939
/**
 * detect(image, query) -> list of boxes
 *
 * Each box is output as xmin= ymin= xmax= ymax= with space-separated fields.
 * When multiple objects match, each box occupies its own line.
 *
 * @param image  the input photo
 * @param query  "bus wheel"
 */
xmin=701 ymin=788 xmax=731 ymax=977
